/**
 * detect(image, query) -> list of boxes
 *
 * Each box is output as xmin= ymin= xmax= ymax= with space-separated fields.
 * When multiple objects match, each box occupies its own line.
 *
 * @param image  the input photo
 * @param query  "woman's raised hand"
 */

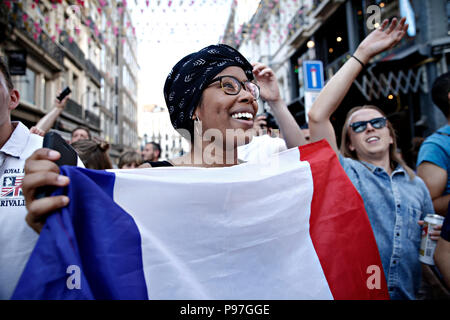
xmin=355 ymin=17 xmax=409 ymax=64
xmin=252 ymin=62 xmax=281 ymax=104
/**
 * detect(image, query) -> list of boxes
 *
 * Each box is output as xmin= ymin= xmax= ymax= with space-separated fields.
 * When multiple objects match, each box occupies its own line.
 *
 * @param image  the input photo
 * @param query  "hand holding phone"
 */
xmin=57 ymin=87 xmax=71 ymax=102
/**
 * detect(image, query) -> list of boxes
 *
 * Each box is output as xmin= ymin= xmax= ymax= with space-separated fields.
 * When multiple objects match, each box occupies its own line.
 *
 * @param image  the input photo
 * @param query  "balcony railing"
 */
xmin=85 ymin=109 xmax=100 ymax=129
xmin=60 ymin=31 xmax=86 ymax=68
xmin=86 ymin=15 xmax=103 ymax=42
xmin=8 ymin=4 xmax=64 ymax=67
xmin=65 ymin=98 xmax=83 ymax=120
xmin=287 ymin=10 xmax=307 ymax=39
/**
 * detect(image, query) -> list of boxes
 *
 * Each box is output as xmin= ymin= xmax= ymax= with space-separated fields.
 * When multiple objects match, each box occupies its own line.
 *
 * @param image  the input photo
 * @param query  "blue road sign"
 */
xmin=303 ymin=61 xmax=324 ymax=92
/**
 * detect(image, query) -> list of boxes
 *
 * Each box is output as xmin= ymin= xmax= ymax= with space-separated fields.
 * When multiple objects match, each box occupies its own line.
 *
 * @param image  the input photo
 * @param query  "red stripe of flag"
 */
xmin=299 ymin=140 xmax=389 ymax=300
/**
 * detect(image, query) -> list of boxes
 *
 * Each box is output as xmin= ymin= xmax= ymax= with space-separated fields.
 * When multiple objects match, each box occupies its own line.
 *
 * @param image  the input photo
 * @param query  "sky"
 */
xmin=129 ymin=0 xmax=235 ymax=109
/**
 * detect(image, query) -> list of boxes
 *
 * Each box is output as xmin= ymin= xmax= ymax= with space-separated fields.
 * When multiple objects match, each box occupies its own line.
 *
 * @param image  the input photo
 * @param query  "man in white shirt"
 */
xmin=0 ymin=58 xmax=83 ymax=299
xmin=0 ymin=57 xmax=42 ymax=299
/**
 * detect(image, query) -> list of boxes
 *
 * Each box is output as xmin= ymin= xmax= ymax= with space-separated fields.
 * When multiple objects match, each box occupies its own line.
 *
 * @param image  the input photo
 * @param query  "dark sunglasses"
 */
xmin=349 ymin=117 xmax=387 ymax=133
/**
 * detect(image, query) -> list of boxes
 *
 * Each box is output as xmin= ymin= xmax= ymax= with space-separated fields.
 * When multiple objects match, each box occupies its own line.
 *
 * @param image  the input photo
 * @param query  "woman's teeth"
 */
xmin=231 ymin=112 xmax=253 ymax=120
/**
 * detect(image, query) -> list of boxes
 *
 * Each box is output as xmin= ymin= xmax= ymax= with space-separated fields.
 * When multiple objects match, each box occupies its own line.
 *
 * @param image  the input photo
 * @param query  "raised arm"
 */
xmin=35 ymin=95 xmax=70 ymax=133
xmin=308 ymin=17 xmax=408 ymax=154
xmin=252 ymin=62 xmax=308 ymax=148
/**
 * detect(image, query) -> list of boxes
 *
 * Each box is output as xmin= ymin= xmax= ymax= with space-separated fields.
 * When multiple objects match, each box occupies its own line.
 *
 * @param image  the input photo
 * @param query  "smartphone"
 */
xmin=57 ymin=87 xmax=71 ymax=102
xmin=35 ymin=131 xmax=78 ymax=199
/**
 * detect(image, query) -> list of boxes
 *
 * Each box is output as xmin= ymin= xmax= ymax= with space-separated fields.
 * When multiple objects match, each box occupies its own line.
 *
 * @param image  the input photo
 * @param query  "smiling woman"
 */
xmin=21 ymin=43 xmax=307 ymax=234
xmin=307 ymin=17 xmax=436 ymax=300
xmin=160 ymin=43 xmax=306 ymax=167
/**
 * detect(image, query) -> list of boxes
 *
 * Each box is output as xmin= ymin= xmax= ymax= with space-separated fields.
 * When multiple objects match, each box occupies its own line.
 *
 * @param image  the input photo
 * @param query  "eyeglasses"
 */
xmin=349 ymin=117 xmax=387 ymax=133
xmin=208 ymin=75 xmax=260 ymax=100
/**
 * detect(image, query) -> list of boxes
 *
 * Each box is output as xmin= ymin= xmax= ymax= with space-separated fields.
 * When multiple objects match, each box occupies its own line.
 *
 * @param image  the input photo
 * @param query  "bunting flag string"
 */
xmin=2 ymin=0 xmax=313 ymax=48
xmin=3 ymin=0 xmax=236 ymax=46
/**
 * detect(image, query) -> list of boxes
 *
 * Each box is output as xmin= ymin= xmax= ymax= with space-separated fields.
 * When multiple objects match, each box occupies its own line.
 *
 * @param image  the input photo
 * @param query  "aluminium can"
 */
xmin=419 ymin=214 xmax=445 ymax=265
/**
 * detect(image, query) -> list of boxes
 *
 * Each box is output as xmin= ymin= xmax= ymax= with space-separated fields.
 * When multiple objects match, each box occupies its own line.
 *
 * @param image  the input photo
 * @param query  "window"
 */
xmin=40 ymin=77 xmax=47 ymax=110
xmin=13 ymin=68 xmax=36 ymax=105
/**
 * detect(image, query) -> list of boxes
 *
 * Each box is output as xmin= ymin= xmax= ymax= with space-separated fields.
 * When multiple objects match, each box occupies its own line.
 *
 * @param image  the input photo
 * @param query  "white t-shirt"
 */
xmin=0 ymin=122 xmax=42 ymax=299
xmin=0 ymin=122 xmax=83 ymax=299
xmin=237 ymin=134 xmax=288 ymax=163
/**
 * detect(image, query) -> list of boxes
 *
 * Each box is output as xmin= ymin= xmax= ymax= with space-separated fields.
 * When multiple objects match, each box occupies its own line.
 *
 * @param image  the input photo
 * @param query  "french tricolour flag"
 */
xmin=13 ymin=140 xmax=389 ymax=300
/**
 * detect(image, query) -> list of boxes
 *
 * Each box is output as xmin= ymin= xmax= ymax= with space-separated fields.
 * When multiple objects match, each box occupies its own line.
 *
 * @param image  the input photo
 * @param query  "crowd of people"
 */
xmin=0 ymin=17 xmax=449 ymax=300
xmin=29 ymin=97 xmax=162 ymax=170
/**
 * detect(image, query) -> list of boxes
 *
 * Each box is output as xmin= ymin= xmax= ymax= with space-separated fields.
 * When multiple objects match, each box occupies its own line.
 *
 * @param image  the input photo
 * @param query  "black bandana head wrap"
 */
xmin=163 ymin=44 xmax=254 ymax=137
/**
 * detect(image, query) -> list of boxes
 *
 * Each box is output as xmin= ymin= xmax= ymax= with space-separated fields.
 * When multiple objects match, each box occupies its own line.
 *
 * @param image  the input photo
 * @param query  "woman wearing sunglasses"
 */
xmin=308 ymin=17 xmax=435 ymax=300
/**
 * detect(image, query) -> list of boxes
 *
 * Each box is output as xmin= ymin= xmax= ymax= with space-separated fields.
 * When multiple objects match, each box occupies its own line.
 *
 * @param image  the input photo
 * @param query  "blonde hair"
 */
xmin=340 ymin=105 xmax=415 ymax=180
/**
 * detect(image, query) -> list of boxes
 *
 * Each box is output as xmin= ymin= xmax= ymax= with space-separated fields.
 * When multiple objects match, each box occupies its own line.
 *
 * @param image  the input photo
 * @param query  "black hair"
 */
xmin=147 ymin=141 xmax=161 ymax=155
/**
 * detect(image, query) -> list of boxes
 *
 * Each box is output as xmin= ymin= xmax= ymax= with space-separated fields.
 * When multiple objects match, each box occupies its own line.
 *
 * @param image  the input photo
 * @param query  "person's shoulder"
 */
xmin=27 ymin=129 xmax=44 ymax=146
xmin=10 ymin=121 xmax=44 ymax=158
xmin=22 ymin=133 xmax=43 ymax=159
xmin=146 ymin=160 xmax=173 ymax=167
xmin=417 ymin=128 xmax=449 ymax=167
xmin=337 ymin=155 xmax=370 ymax=183
xmin=338 ymin=154 xmax=362 ymax=168
xmin=423 ymin=125 xmax=450 ymax=144
xmin=438 ymin=124 xmax=450 ymax=134
xmin=408 ymin=171 xmax=431 ymax=192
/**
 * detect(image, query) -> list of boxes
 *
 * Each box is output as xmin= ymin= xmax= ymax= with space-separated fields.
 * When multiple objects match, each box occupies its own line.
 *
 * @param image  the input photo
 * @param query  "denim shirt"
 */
xmin=339 ymin=155 xmax=434 ymax=300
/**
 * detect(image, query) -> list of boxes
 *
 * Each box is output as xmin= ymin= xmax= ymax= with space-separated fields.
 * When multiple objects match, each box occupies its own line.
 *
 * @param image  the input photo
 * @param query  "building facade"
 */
xmin=224 ymin=0 xmax=449 ymax=168
xmin=115 ymin=1 xmax=139 ymax=159
xmin=0 ymin=0 xmax=139 ymax=164
xmin=139 ymin=104 xmax=188 ymax=161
